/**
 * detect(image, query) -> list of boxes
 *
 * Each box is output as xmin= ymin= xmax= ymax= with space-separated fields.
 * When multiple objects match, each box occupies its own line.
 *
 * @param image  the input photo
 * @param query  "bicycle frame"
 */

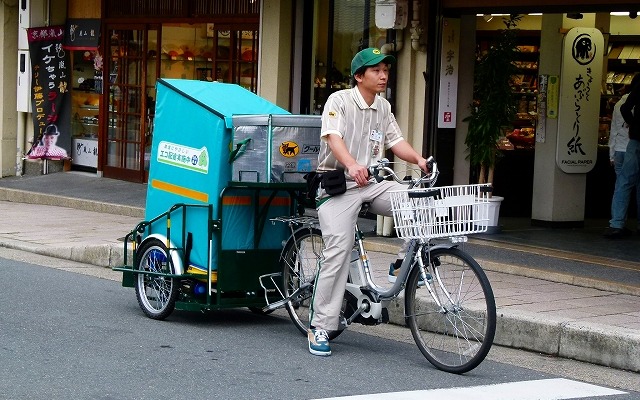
xmin=343 ymin=223 xmax=458 ymax=324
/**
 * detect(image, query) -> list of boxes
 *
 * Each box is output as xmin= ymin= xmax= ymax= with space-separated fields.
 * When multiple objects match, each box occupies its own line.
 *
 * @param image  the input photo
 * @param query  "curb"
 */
xmin=0 ymin=187 xmax=144 ymax=218
xmin=0 ymin=240 xmax=128 ymax=269
xmin=384 ymin=294 xmax=640 ymax=372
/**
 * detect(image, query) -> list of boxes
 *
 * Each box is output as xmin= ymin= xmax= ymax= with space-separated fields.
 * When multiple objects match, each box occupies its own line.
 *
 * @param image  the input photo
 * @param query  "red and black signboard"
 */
xmin=26 ymin=26 xmax=71 ymax=160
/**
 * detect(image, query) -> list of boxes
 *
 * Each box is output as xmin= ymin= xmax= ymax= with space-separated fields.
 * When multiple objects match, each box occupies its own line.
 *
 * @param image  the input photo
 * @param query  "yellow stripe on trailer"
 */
xmin=151 ymin=179 xmax=209 ymax=203
xmin=186 ymin=265 xmax=217 ymax=283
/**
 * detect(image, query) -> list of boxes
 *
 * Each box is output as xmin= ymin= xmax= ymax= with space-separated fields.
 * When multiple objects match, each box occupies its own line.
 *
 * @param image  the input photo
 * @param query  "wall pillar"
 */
xmin=259 ymin=0 xmax=292 ymax=109
xmin=453 ymin=14 xmax=475 ymax=185
xmin=532 ymin=14 xmax=587 ymax=225
xmin=0 ymin=1 xmax=19 ymax=177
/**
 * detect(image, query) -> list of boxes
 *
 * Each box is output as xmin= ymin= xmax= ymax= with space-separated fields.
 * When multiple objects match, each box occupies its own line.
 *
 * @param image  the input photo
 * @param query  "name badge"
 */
xmin=369 ymin=129 xmax=383 ymax=142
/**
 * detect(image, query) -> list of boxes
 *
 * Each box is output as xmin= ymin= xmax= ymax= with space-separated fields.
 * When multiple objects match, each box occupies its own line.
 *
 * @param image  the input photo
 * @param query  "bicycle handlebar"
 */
xmin=368 ymin=156 xmax=438 ymax=189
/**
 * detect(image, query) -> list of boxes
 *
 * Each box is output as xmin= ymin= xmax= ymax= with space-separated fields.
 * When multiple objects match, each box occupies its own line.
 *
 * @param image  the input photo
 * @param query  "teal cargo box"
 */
xmin=146 ymin=79 xmax=288 ymax=272
xmin=220 ymin=187 xmax=291 ymax=250
xmin=231 ymin=114 xmax=321 ymax=184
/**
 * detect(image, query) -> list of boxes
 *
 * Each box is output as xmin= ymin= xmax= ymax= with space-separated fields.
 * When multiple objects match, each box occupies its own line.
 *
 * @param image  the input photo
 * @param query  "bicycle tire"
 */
xmin=281 ymin=227 xmax=345 ymax=340
xmin=134 ymin=238 xmax=178 ymax=320
xmin=405 ymin=246 xmax=496 ymax=373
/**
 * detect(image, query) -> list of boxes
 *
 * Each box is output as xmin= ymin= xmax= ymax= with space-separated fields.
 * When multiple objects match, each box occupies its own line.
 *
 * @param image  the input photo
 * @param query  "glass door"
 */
xmin=102 ymin=25 xmax=159 ymax=183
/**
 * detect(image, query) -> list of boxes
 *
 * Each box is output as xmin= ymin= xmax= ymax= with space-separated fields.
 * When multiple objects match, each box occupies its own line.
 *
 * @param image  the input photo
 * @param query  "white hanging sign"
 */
xmin=556 ymin=28 xmax=604 ymax=174
xmin=437 ymin=18 xmax=460 ymax=129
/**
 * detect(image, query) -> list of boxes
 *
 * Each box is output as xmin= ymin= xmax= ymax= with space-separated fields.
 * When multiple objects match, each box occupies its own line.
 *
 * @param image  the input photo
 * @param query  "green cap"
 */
xmin=350 ymin=47 xmax=396 ymax=76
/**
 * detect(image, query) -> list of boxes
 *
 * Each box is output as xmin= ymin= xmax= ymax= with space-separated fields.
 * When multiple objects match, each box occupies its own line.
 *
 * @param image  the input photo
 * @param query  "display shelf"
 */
xmin=477 ymin=30 xmax=540 ymax=150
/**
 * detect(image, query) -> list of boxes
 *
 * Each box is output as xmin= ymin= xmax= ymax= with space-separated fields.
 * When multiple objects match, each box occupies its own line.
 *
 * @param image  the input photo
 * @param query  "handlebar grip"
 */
xmin=408 ymin=188 xmax=441 ymax=199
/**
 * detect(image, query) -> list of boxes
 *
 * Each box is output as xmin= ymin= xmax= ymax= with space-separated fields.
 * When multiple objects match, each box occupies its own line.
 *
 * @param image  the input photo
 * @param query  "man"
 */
xmin=27 ymin=124 xmax=69 ymax=159
xmin=308 ymin=48 xmax=429 ymax=356
xmin=604 ymin=73 xmax=640 ymax=238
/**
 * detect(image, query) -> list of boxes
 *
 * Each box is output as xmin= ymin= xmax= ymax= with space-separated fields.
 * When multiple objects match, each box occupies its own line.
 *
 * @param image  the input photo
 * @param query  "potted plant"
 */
xmin=464 ymin=14 xmax=522 ymax=231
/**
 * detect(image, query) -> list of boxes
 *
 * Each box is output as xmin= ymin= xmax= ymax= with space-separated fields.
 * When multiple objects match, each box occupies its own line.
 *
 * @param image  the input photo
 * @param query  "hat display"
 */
xmin=44 ymin=124 xmax=60 ymax=136
xmin=350 ymin=47 xmax=395 ymax=76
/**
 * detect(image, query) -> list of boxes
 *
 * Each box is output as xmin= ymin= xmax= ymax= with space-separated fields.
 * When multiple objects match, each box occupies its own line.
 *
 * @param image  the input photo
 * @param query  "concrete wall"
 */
xmin=258 ymin=0 xmax=292 ymax=109
xmin=394 ymin=29 xmax=427 ymax=166
xmin=1 ymin=1 xmax=18 ymax=177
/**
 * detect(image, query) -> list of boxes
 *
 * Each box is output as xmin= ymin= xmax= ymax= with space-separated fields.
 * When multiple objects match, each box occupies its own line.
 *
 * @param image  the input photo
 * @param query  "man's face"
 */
xmin=43 ymin=134 xmax=57 ymax=148
xmin=355 ymin=62 xmax=389 ymax=94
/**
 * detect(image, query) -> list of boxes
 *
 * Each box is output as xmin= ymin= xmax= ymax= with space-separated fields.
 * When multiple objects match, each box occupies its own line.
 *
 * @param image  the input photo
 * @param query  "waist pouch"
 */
xmin=321 ymin=169 xmax=347 ymax=196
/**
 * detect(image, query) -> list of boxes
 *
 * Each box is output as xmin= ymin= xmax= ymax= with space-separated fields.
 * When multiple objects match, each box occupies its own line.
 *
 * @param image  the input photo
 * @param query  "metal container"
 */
xmin=231 ymin=114 xmax=321 ymax=184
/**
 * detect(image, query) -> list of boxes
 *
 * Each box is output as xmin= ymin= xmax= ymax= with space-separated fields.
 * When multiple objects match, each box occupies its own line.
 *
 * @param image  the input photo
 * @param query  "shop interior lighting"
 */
xmin=482 ymin=14 xmax=493 ymax=22
xmin=609 ymin=11 xmax=638 ymax=18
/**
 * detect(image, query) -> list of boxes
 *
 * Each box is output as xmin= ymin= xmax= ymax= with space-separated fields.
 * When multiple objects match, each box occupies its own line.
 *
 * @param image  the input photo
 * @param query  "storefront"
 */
xmin=429 ymin=1 xmax=640 ymax=222
xmin=67 ymin=0 xmax=259 ymax=183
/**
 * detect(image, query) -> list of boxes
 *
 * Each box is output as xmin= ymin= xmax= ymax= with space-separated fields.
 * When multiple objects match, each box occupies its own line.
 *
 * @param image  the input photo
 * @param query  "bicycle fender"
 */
xmin=427 ymin=243 xmax=458 ymax=252
xmin=140 ymin=234 xmax=185 ymax=276
xmin=278 ymin=226 xmax=320 ymax=261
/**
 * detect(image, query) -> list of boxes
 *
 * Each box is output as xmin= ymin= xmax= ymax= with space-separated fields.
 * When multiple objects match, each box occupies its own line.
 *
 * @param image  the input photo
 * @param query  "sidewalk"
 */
xmin=0 ymin=171 xmax=639 ymax=373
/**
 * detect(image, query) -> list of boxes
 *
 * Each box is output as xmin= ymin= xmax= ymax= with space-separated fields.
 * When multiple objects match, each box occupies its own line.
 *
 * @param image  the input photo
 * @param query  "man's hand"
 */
xmin=347 ymin=163 xmax=370 ymax=187
xmin=417 ymin=157 xmax=431 ymax=174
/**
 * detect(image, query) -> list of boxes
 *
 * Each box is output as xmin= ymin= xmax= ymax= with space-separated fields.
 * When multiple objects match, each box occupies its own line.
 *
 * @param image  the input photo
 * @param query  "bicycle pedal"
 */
xmin=262 ymin=298 xmax=288 ymax=312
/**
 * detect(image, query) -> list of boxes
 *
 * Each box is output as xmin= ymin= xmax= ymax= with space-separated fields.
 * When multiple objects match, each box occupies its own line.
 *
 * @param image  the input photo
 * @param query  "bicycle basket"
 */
xmin=389 ymin=184 xmax=491 ymax=240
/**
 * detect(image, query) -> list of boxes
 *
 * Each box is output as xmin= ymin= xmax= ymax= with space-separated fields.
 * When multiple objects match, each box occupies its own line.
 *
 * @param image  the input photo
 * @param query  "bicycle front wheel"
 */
xmin=405 ymin=246 xmax=496 ymax=374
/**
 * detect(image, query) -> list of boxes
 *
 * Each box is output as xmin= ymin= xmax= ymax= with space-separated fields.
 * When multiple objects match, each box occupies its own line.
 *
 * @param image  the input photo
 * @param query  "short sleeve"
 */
xmin=321 ymin=93 xmax=346 ymax=139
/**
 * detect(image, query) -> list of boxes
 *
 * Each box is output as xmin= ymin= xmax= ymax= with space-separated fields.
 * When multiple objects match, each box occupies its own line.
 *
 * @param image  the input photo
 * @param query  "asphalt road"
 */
xmin=0 ymin=250 xmax=638 ymax=400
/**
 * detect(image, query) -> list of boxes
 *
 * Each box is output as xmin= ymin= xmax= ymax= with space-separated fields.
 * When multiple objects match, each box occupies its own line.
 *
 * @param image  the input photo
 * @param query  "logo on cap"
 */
xmin=372 ymin=49 xmax=381 ymax=54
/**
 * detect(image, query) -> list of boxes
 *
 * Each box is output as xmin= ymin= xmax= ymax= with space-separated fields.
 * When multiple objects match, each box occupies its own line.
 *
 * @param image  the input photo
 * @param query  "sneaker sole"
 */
xmin=308 ymin=345 xmax=331 ymax=356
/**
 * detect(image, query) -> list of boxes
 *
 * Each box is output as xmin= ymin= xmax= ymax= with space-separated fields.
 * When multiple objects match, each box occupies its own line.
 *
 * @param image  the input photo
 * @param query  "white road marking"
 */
xmin=314 ymin=378 xmax=626 ymax=400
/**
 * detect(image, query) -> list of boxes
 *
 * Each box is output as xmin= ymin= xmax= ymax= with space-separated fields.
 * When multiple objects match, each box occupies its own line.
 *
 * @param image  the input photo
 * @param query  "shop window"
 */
xmin=101 ymin=22 xmax=258 ymax=183
xmin=312 ymin=0 xmax=383 ymax=113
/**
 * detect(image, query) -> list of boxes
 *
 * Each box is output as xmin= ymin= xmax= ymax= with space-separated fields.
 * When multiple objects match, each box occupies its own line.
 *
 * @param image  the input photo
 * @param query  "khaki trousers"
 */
xmin=311 ymin=180 xmax=405 ymax=330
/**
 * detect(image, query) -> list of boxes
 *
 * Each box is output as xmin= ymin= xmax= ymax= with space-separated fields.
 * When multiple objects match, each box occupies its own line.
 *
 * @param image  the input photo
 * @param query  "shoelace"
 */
xmin=314 ymin=329 xmax=329 ymax=343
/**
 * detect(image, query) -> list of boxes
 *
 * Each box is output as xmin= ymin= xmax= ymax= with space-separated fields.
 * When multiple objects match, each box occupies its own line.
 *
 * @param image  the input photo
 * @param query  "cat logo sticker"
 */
xmin=280 ymin=141 xmax=299 ymax=158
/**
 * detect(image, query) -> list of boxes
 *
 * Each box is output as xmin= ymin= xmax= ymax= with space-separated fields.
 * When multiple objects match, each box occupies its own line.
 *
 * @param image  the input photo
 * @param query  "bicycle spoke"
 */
xmin=405 ymin=247 xmax=496 ymax=373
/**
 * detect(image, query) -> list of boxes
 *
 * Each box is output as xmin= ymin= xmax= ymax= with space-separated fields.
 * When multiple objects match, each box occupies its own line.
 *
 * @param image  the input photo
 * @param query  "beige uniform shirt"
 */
xmin=317 ymin=87 xmax=404 ymax=179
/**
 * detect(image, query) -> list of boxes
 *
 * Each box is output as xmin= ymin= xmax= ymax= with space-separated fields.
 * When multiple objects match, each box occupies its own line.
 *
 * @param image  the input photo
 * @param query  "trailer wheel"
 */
xmin=135 ymin=238 xmax=178 ymax=319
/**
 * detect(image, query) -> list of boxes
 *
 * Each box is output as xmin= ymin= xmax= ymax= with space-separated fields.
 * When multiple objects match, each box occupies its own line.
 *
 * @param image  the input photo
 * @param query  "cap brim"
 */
xmin=365 ymin=54 xmax=396 ymax=68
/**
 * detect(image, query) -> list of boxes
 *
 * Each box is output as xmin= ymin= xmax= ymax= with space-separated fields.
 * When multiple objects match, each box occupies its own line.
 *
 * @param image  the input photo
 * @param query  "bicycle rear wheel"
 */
xmin=281 ymin=227 xmax=345 ymax=340
xmin=405 ymin=246 xmax=496 ymax=373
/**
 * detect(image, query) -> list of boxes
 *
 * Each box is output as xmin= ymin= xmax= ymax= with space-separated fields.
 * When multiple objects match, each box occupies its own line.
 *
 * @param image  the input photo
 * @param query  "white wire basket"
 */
xmin=389 ymin=184 xmax=492 ymax=240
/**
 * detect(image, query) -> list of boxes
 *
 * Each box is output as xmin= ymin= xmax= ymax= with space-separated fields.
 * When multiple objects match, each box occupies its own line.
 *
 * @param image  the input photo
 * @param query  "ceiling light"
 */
xmin=483 ymin=14 xmax=493 ymax=22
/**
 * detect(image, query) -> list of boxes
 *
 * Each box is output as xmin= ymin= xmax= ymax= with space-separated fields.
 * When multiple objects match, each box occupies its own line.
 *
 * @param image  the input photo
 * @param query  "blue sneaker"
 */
xmin=308 ymin=328 xmax=331 ymax=356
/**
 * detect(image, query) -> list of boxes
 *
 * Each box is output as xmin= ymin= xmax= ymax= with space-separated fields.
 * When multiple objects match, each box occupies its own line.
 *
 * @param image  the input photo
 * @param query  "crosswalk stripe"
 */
xmin=314 ymin=378 xmax=627 ymax=400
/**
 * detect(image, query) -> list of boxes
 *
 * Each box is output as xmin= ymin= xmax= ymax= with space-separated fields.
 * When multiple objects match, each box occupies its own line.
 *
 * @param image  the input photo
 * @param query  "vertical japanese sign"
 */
xmin=556 ymin=28 xmax=603 ymax=174
xmin=536 ymin=74 xmax=548 ymax=142
xmin=438 ymin=18 xmax=460 ymax=129
xmin=26 ymin=26 xmax=71 ymax=160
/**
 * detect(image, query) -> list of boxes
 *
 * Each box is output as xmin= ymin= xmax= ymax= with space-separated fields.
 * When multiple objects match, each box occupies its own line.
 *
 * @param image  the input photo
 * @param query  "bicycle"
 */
xmin=262 ymin=157 xmax=497 ymax=374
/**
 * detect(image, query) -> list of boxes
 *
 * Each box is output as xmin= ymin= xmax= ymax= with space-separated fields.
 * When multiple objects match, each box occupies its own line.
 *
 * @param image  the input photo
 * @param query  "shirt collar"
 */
xmin=350 ymin=87 xmax=378 ymax=110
